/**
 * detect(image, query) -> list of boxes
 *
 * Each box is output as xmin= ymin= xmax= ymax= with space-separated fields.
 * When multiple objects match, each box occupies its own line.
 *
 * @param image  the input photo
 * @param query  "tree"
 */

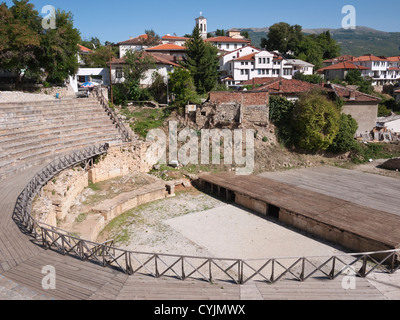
xmin=240 ymin=30 xmax=250 ymax=39
xmin=215 ymin=29 xmax=226 ymax=36
xmin=168 ymin=67 xmax=200 ymax=107
xmin=269 ymin=95 xmax=295 ymax=145
xmin=345 ymin=69 xmax=374 ymax=94
xmin=183 ymin=26 xmax=219 ymax=94
xmin=140 ymin=29 xmax=161 ymax=47
xmin=0 ymin=0 xmax=42 ymax=87
xmin=329 ymin=114 xmax=358 ymax=153
xmin=80 ymin=36 xmax=102 ymax=50
xmin=82 ymin=45 xmax=118 ymax=68
xmin=113 ymin=50 xmax=156 ymax=104
xmin=292 ymin=92 xmax=340 ymax=152
xmin=39 ymin=9 xmax=81 ymax=83
xmin=262 ymin=22 xmax=303 ymax=54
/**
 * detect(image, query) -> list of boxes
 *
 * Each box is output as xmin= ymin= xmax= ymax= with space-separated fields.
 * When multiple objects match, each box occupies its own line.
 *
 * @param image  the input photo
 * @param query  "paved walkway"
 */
xmin=0 ymin=164 xmax=399 ymax=300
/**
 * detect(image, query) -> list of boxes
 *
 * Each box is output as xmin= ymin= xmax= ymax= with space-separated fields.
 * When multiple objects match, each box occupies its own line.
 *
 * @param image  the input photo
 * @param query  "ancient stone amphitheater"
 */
xmin=0 ymin=92 xmax=399 ymax=301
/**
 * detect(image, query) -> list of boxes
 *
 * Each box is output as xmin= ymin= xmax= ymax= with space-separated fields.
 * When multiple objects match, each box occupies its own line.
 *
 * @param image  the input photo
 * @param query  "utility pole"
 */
xmin=109 ymin=45 xmax=114 ymax=105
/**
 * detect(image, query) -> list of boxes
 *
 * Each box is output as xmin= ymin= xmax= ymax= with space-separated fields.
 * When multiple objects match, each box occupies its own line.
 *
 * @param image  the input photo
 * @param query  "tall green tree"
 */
xmin=184 ymin=26 xmax=219 ymax=94
xmin=39 ymin=9 xmax=81 ymax=83
xmin=0 ymin=0 xmax=42 ymax=87
xmin=168 ymin=67 xmax=200 ymax=106
xmin=261 ymin=22 xmax=303 ymax=54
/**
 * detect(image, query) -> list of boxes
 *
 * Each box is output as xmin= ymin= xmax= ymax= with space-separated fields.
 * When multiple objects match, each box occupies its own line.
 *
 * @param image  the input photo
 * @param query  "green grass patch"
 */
xmin=121 ymin=106 xmax=176 ymax=138
xmin=351 ymin=143 xmax=400 ymax=164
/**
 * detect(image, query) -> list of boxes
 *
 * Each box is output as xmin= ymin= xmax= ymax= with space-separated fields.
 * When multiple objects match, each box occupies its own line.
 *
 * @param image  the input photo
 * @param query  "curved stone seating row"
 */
xmin=0 ymin=97 xmax=123 ymax=180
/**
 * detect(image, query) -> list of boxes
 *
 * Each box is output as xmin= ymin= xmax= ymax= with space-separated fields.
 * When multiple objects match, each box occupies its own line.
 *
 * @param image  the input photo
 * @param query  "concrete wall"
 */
xmin=279 ymin=208 xmax=393 ymax=254
xmin=342 ymin=102 xmax=379 ymax=135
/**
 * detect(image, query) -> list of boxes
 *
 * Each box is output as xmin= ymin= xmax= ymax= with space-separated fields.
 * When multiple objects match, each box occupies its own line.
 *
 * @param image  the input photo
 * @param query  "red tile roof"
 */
xmin=162 ymin=35 xmax=189 ymax=41
xmin=317 ymin=62 xmax=370 ymax=73
xmin=235 ymin=52 xmax=257 ymax=61
xmin=146 ymin=43 xmax=186 ymax=51
xmin=205 ymin=36 xmax=251 ymax=43
xmin=323 ymin=55 xmax=354 ymax=64
xmin=221 ymin=45 xmax=260 ymax=57
xmin=387 ymin=56 xmax=400 ymax=62
xmin=118 ymin=34 xmax=162 ymax=46
xmin=78 ymin=44 xmax=93 ymax=53
xmin=351 ymin=54 xmax=387 ymax=62
xmin=329 ymin=84 xmax=381 ymax=102
xmin=108 ymin=51 xmax=181 ymax=68
xmin=241 ymin=77 xmax=279 ymax=86
xmin=253 ymin=78 xmax=323 ymax=94
xmin=388 ymin=67 xmax=400 ymax=71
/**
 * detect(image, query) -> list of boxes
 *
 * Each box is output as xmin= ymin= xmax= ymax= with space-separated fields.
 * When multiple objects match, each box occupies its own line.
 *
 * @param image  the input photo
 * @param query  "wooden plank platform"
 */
xmin=0 ymin=159 xmax=399 ymax=300
xmin=198 ymin=172 xmax=400 ymax=251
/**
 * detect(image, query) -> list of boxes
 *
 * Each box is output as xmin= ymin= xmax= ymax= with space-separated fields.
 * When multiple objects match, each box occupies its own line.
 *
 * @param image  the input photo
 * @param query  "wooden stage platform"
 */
xmin=197 ymin=170 xmax=400 ymax=254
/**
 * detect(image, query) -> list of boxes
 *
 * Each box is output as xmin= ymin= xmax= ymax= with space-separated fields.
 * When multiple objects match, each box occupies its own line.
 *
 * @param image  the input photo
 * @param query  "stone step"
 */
xmin=0 ymin=122 xmax=119 ymax=146
xmin=0 ymin=103 xmax=104 ymax=117
xmin=0 ymin=97 xmax=98 ymax=108
xmin=0 ymin=131 xmax=121 ymax=162
xmin=0 ymin=112 xmax=115 ymax=134
xmin=0 ymin=126 xmax=120 ymax=151
xmin=0 ymin=108 xmax=108 ymax=125
xmin=0 ymin=138 xmax=123 ymax=180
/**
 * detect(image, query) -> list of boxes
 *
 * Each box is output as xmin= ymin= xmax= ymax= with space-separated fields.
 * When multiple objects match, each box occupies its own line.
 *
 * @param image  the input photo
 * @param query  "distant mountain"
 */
xmin=236 ymin=26 xmax=400 ymax=57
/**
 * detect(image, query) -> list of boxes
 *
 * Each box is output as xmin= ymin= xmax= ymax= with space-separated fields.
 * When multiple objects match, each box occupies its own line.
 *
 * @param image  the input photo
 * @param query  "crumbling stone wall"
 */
xmin=32 ymin=141 xmax=159 ymax=226
xmin=195 ymin=91 xmax=269 ymax=129
xmin=88 ymin=141 xmax=158 ymax=184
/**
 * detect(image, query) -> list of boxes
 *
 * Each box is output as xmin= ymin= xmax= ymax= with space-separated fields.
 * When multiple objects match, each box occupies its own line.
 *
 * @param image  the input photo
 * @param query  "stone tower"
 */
xmin=195 ymin=13 xmax=207 ymax=40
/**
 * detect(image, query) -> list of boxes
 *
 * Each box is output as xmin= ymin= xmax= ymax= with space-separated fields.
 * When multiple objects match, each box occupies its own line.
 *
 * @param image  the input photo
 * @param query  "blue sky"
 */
xmin=5 ymin=0 xmax=400 ymax=44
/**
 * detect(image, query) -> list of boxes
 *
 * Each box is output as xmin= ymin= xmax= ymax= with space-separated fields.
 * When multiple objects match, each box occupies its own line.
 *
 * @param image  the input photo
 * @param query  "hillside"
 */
xmin=236 ymin=26 xmax=400 ymax=57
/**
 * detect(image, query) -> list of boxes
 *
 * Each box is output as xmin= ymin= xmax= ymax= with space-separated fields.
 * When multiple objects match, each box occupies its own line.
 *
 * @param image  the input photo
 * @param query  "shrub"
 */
xmin=329 ymin=114 xmax=358 ymax=153
xmin=292 ymin=92 xmax=340 ymax=152
xmin=268 ymin=95 xmax=295 ymax=145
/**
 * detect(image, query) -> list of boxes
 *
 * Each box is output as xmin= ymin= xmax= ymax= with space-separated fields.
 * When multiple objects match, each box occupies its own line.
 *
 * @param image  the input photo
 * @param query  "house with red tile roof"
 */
xmin=221 ymin=51 xmax=313 ymax=86
xmin=145 ymin=43 xmax=186 ymax=60
xmin=320 ymin=54 xmax=400 ymax=86
xmin=205 ymin=36 xmax=251 ymax=53
xmin=118 ymin=34 xmax=162 ymax=58
xmin=107 ymin=51 xmax=181 ymax=87
xmin=317 ymin=62 xmax=370 ymax=82
xmin=161 ymin=35 xmax=189 ymax=46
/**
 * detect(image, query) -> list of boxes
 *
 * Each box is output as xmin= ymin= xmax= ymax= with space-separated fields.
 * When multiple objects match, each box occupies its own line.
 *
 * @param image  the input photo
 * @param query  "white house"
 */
xmin=286 ymin=59 xmax=314 ymax=76
xmin=222 ymin=51 xmax=293 ymax=85
xmin=351 ymin=54 xmax=391 ymax=86
xmin=108 ymin=52 xmax=180 ymax=87
xmin=219 ymin=46 xmax=260 ymax=77
xmin=205 ymin=36 xmax=251 ymax=53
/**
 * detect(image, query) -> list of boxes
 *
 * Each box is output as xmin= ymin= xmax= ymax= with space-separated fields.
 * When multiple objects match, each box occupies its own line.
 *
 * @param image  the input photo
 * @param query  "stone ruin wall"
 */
xmin=33 ymin=141 xmax=159 ymax=227
xmin=194 ymin=91 xmax=270 ymax=129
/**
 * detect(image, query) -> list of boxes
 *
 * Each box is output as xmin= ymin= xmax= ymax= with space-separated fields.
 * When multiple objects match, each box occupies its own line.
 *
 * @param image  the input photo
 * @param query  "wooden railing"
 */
xmin=93 ymin=87 xmax=132 ymax=143
xmin=11 ymin=145 xmax=400 ymax=285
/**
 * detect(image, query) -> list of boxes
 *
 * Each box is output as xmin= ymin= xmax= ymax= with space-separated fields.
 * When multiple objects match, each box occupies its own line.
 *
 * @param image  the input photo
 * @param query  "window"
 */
xmin=258 ymin=58 xmax=262 ymax=64
xmin=267 ymin=58 xmax=270 ymax=64
xmin=263 ymin=58 xmax=266 ymax=64
xmin=226 ymin=44 xmax=230 ymax=49
xmin=234 ymin=44 xmax=237 ymax=49
xmin=116 ymin=67 xmax=123 ymax=79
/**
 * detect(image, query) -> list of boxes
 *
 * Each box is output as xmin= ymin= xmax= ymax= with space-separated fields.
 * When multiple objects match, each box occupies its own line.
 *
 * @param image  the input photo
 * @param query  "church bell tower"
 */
xmin=195 ymin=13 xmax=208 ymax=40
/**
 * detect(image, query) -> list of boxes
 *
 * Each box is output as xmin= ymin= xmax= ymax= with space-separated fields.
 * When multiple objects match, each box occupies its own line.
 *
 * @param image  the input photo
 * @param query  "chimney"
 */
xmin=349 ymin=91 xmax=356 ymax=100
